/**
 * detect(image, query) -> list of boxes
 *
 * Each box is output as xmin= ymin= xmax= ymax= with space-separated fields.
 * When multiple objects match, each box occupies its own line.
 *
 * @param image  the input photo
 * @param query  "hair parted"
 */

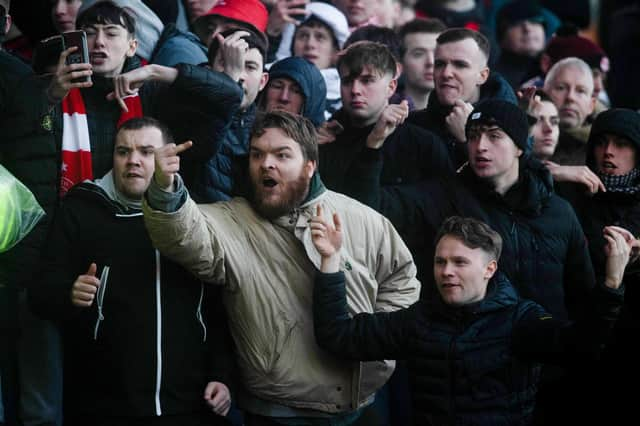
xmin=435 ymin=216 xmax=503 ymax=261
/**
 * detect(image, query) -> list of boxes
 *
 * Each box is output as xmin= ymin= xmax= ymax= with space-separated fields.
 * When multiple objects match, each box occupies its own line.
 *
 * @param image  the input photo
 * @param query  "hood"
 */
xmin=65 ymin=180 xmax=140 ymax=217
xmin=585 ymin=108 xmax=640 ymax=172
xmin=274 ymin=2 xmax=349 ymax=63
xmin=479 ymin=71 xmax=518 ymax=105
xmin=262 ymin=56 xmax=327 ymax=126
xmin=78 ymin=0 xmax=164 ymax=61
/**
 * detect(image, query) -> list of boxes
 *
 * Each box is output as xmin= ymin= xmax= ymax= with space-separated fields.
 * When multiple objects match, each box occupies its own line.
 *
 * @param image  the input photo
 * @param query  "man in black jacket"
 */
xmin=31 ymin=117 xmax=235 ymax=426
xmin=311 ymin=214 xmax=630 ymax=426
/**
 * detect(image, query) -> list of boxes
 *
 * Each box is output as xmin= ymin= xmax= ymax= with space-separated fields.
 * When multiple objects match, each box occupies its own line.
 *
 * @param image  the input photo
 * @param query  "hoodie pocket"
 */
xmin=93 ymin=266 xmax=110 ymax=340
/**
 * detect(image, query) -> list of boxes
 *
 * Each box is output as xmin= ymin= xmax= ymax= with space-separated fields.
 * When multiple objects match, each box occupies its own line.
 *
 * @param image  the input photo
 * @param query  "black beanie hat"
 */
xmin=496 ymin=0 xmax=546 ymax=42
xmin=466 ymin=99 xmax=534 ymax=151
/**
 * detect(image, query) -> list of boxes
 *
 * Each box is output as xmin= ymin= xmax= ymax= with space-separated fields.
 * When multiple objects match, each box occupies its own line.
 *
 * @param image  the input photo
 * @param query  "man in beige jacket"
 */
xmin=142 ymin=111 xmax=420 ymax=426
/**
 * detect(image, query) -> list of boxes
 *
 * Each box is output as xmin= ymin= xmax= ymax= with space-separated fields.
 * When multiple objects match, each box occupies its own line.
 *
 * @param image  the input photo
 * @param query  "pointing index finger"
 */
xmin=174 ymin=140 xmax=193 ymax=154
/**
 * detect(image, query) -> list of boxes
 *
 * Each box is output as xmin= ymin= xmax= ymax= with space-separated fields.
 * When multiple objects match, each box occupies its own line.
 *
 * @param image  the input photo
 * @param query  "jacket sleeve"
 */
xmin=373 ymin=216 xmax=421 ymax=311
xmin=563 ymin=205 xmax=598 ymax=321
xmin=314 ymin=271 xmax=415 ymax=361
xmin=512 ymin=284 xmax=624 ymax=364
xmin=29 ymin=201 xmax=84 ymax=321
xmin=149 ymin=63 xmax=244 ymax=162
xmin=143 ymin=182 xmax=228 ymax=285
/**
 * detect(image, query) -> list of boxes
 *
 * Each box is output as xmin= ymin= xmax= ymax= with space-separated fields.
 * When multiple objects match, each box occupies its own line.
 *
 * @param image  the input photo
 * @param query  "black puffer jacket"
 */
xmin=32 ymin=182 xmax=235 ymax=421
xmin=314 ymin=271 xmax=623 ymax=425
xmin=349 ymin=155 xmax=595 ymax=320
xmin=408 ymin=72 xmax=517 ymax=169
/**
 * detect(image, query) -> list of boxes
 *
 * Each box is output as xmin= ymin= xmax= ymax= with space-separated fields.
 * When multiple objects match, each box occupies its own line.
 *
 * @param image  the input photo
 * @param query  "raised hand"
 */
xmin=215 ymin=30 xmax=251 ymax=82
xmin=267 ymin=0 xmax=309 ymax=37
xmin=603 ymin=226 xmax=632 ymax=289
xmin=153 ymin=141 xmax=193 ymax=192
xmin=309 ymin=205 xmax=342 ymax=273
xmin=47 ymin=47 xmax=93 ymax=102
xmin=203 ymin=381 xmax=231 ymax=416
xmin=107 ymin=65 xmax=178 ymax=112
xmin=543 ymin=161 xmax=606 ymax=194
xmin=317 ymin=120 xmax=344 ymax=145
xmin=71 ymin=263 xmax=100 ymax=307
xmin=445 ymin=99 xmax=474 ymax=142
xmin=366 ymin=100 xmax=409 ymax=149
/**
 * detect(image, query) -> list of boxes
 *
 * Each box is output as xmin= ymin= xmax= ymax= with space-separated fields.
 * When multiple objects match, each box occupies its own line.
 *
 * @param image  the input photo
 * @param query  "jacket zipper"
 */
xmin=93 ymin=266 xmax=110 ymax=340
xmin=197 ymin=283 xmax=207 ymax=342
xmin=154 ymin=250 xmax=163 ymax=416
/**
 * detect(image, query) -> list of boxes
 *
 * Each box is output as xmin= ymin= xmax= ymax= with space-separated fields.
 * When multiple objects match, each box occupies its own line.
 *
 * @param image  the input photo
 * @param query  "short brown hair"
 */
xmin=436 ymin=28 xmax=491 ymax=62
xmin=117 ymin=117 xmax=174 ymax=146
xmin=435 ymin=216 xmax=503 ymax=261
xmin=251 ymin=111 xmax=318 ymax=164
xmin=337 ymin=41 xmax=397 ymax=82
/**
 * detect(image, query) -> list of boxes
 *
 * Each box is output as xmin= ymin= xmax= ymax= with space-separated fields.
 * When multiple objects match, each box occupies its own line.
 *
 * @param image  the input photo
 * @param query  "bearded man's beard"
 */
xmin=250 ymin=173 xmax=311 ymax=220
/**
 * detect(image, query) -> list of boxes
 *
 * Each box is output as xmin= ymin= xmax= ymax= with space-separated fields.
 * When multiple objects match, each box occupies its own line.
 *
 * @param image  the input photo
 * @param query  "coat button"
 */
xmin=337 ymin=386 xmax=342 ymax=391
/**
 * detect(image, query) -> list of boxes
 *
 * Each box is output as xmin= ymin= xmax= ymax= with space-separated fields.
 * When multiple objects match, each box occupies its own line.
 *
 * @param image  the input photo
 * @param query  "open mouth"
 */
xmin=601 ymin=161 xmax=617 ymax=170
xmin=262 ymin=178 xmax=278 ymax=188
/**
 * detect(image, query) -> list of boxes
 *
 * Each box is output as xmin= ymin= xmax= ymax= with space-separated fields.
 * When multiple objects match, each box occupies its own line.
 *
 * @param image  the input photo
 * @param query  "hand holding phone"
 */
xmin=62 ymin=30 xmax=91 ymax=84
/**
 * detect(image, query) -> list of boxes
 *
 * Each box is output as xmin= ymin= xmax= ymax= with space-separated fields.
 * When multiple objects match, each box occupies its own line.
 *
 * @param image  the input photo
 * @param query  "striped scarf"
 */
xmin=59 ymin=88 xmax=143 ymax=196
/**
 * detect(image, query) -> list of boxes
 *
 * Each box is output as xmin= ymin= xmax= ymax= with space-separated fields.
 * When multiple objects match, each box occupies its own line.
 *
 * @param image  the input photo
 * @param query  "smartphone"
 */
xmin=62 ymin=30 xmax=91 ymax=84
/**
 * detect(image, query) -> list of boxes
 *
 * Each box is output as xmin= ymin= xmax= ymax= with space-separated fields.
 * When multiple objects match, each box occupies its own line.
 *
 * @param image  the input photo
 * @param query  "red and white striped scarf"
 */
xmin=59 ymin=88 xmax=143 ymax=196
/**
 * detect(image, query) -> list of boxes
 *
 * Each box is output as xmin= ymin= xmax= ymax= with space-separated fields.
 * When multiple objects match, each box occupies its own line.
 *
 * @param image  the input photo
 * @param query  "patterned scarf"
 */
xmin=597 ymin=167 xmax=640 ymax=194
xmin=59 ymin=88 xmax=143 ymax=196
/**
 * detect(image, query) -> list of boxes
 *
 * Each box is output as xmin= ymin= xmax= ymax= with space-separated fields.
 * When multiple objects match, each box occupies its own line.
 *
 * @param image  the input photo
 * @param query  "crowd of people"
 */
xmin=1 ymin=0 xmax=640 ymax=425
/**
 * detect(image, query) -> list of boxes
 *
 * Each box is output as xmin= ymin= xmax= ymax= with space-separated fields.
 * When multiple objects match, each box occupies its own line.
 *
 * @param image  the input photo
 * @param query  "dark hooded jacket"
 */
xmin=260 ymin=56 xmax=327 ymax=126
xmin=32 ymin=181 xmax=235 ymax=422
xmin=556 ymin=109 xmax=640 ymax=404
xmin=314 ymin=269 xmax=623 ymax=426
xmin=408 ymin=72 xmax=517 ymax=169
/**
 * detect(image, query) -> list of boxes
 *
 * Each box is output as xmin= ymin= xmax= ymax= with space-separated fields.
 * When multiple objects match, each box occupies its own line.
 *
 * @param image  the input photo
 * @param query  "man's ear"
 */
xmin=484 ymin=259 xmax=497 ymax=279
xmin=3 ymin=14 xmax=11 ymax=36
xmin=588 ymin=95 xmax=596 ymax=115
xmin=259 ymin=72 xmax=269 ymax=92
xmin=477 ymin=66 xmax=490 ymax=86
xmin=126 ymin=38 xmax=138 ymax=58
xmin=387 ymin=76 xmax=398 ymax=99
xmin=304 ymin=160 xmax=317 ymax=178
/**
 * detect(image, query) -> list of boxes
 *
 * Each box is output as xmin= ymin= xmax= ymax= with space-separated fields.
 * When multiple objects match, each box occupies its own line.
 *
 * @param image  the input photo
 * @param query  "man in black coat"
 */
xmin=310 ymin=214 xmax=630 ymax=426
xmin=31 ymin=118 xmax=236 ymax=426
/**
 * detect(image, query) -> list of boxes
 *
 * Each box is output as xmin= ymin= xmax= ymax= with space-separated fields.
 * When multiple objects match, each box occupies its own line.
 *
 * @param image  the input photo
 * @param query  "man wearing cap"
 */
xmin=407 ymin=28 xmax=517 ymax=169
xmin=494 ymin=0 xmax=550 ymax=90
xmin=350 ymin=97 xmax=598 ymax=422
xmin=352 ymin=98 xmax=595 ymax=318
xmin=191 ymin=0 xmax=269 ymax=47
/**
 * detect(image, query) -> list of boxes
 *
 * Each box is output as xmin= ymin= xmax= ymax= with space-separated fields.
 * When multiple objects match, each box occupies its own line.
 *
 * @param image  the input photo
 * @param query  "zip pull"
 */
xmin=93 ymin=266 xmax=110 ymax=340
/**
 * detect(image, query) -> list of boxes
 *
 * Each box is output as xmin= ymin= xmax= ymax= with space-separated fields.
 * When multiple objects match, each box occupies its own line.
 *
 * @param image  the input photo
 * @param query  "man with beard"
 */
xmin=142 ymin=110 xmax=420 ymax=426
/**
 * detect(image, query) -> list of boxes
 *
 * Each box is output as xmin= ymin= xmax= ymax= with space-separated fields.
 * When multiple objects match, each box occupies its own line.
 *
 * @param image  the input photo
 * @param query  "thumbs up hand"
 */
xmin=71 ymin=263 xmax=101 ymax=307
